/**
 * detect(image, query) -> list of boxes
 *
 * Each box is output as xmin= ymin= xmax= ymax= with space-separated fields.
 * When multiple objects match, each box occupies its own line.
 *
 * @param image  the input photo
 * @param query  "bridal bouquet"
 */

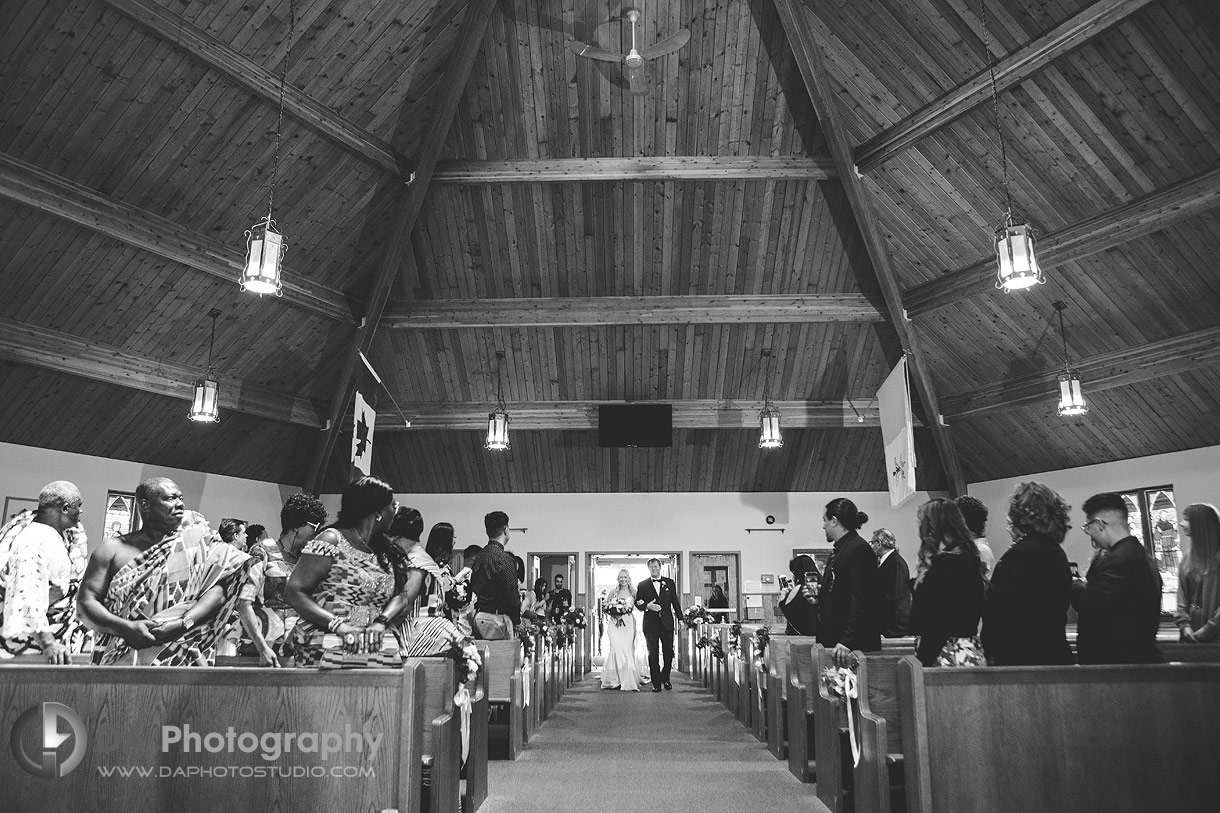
xmin=605 ymin=596 xmax=633 ymax=627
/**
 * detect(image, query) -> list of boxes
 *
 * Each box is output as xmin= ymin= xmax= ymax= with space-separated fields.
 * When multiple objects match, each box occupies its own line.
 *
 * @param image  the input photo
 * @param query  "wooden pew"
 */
xmin=462 ymin=653 xmax=489 ymax=813
xmin=0 ymin=659 xmax=461 ymax=813
xmin=764 ymin=635 xmax=818 ymax=759
xmin=853 ymin=651 xmax=914 ymax=813
xmin=482 ymin=640 xmax=524 ymax=760
xmin=899 ymin=658 xmax=1220 ymax=813
xmin=811 ymin=643 xmax=853 ymax=813
xmin=785 ymin=643 xmax=818 ymax=784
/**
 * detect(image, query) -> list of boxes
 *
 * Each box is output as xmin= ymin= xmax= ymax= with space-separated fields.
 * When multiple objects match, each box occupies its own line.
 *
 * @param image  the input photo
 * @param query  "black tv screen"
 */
xmin=598 ymin=404 xmax=673 ymax=447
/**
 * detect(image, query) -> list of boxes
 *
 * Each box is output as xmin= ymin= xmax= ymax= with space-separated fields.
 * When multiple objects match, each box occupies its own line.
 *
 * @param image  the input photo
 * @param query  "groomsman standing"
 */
xmin=636 ymin=558 xmax=683 ymax=692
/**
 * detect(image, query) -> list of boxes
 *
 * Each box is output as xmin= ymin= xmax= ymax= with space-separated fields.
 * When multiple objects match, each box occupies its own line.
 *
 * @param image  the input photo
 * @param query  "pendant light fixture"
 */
xmin=189 ymin=308 xmax=222 ymax=423
xmin=1053 ymin=301 xmax=1088 ymax=417
xmin=485 ymin=351 xmax=510 ymax=451
xmin=982 ymin=1 xmax=1043 ymax=293
xmin=758 ymin=350 xmax=783 ymax=449
xmin=240 ymin=0 xmax=294 ymax=297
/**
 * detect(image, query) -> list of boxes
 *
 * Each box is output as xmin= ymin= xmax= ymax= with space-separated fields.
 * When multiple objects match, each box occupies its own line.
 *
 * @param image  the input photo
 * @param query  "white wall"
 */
xmin=969 ymin=444 xmax=1220 ymax=568
xmin=372 ymin=490 xmax=945 ymax=595
xmin=0 ymin=441 xmax=297 ymax=550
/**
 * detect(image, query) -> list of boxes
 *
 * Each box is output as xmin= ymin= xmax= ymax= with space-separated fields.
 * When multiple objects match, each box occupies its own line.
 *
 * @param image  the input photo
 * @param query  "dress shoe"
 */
xmin=663 ymin=682 xmax=672 ymax=690
xmin=652 ymin=686 xmax=662 ymax=692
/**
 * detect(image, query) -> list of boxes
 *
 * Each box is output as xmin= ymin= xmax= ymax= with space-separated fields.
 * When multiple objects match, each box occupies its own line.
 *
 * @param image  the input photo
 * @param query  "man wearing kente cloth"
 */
xmin=78 ymin=477 xmax=251 ymax=666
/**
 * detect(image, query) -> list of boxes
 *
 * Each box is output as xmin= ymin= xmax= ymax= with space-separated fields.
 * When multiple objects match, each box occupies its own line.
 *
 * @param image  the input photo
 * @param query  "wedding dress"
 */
xmin=600 ymin=589 xmax=643 ymax=691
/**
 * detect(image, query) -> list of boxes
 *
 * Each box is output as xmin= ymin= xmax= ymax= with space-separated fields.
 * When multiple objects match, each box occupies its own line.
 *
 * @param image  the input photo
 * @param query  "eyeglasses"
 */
xmin=1080 ymin=518 xmax=1106 ymax=532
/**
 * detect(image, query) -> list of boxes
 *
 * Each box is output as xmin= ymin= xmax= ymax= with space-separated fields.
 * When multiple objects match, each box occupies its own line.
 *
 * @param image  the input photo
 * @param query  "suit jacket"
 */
xmin=1071 ymin=536 xmax=1164 ymax=664
xmin=816 ymin=531 xmax=882 ymax=652
xmin=636 ymin=576 xmax=682 ymax=633
xmin=981 ymin=532 xmax=1074 ymax=665
xmin=877 ymin=549 xmax=912 ymax=637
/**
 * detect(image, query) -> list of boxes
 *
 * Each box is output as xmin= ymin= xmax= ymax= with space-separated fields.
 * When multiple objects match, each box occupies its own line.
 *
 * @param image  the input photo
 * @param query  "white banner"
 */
xmin=351 ymin=391 xmax=376 ymax=476
xmin=878 ymin=357 xmax=916 ymax=508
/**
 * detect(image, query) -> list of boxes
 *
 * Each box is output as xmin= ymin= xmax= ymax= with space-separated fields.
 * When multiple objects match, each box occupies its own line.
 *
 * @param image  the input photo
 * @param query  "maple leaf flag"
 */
xmin=351 ymin=391 xmax=376 ymax=476
xmin=878 ymin=357 xmax=917 ymax=508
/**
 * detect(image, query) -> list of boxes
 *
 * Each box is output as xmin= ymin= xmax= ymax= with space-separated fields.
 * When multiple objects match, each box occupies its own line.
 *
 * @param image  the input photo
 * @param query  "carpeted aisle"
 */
xmin=479 ymin=673 xmax=831 ymax=813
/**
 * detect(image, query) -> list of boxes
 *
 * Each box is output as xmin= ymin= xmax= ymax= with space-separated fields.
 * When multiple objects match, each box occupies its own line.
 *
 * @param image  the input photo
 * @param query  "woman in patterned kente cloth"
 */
xmin=284 ymin=476 xmax=406 ymax=668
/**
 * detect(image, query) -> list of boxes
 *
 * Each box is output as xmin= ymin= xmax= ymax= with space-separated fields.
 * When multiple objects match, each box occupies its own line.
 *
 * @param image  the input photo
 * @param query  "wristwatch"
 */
xmin=372 ymin=614 xmax=391 ymax=626
xmin=180 ymin=614 xmax=197 ymax=631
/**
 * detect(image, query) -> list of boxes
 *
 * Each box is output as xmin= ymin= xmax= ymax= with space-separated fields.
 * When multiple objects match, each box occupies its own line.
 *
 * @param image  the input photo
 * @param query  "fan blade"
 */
xmin=569 ymin=40 xmax=625 ymax=63
xmin=625 ymin=63 xmax=647 ymax=95
xmin=640 ymin=29 xmax=690 ymax=60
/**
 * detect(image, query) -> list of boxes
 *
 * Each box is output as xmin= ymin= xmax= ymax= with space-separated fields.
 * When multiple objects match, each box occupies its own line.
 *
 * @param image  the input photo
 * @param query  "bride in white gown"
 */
xmin=601 ymin=569 xmax=644 ymax=691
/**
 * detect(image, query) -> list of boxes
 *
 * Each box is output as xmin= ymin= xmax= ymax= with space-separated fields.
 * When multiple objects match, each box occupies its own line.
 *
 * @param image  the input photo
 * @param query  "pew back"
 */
xmin=0 ymin=664 xmax=428 ymax=813
xmin=899 ymin=659 xmax=1220 ymax=813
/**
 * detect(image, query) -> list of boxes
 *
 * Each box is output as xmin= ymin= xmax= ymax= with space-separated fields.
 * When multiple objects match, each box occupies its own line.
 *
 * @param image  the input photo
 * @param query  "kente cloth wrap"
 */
xmin=285 ymin=532 xmax=401 ymax=668
xmin=0 ymin=511 xmax=90 ymax=654
xmin=90 ymin=512 xmax=251 ymax=666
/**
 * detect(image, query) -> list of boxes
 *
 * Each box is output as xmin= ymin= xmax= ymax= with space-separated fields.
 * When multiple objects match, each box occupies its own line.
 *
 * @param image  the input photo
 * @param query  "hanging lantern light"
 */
xmin=757 ymin=350 xmax=784 ymax=449
xmin=189 ymin=309 xmax=222 ymax=423
xmin=485 ymin=351 xmax=510 ymax=451
xmin=759 ymin=403 xmax=783 ymax=449
xmin=982 ymin=0 xmax=1044 ymax=294
xmin=1053 ymin=301 xmax=1088 ymax=417
xmin=240 ymin=0 xmax=293 ymax=298
xmin=995 ymin=219 xmax=1043 ymax=292
xmin=485 ymin=405 xmax=511 ymax=451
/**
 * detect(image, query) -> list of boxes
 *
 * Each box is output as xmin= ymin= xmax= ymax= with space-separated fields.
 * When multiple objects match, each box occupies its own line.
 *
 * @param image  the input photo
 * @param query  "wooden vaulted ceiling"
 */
xmin=0 ymin=0 xmax=1217 ymax=494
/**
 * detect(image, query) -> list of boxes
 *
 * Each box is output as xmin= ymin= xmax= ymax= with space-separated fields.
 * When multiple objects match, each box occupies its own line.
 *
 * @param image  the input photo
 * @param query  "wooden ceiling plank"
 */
xmin=0 ymin=315 xmax=327 ymax=428
xmin=304 ymin=0 xmax=499 ymax=493
xmin=853 ymin=0 xmax=1157 ymax=173
xmin=904 ymin=165 xmax=1220 ymax=315
xmin=942 ymin=324 xmax=1220 ymax=420
xmin=96 ymin=0 xmax=413 ymax=177
xmin=775 ymin=0 xmax=965 ymax=495
xmin=0 ymin=153 xmax=352 ymax=322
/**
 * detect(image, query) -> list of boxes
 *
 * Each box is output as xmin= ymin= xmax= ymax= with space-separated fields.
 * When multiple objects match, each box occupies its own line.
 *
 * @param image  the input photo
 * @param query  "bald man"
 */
xmin=0 ymin=481 xmax=88 ymax=663
xmin=78 ymin=477 xmax=250 ymax=666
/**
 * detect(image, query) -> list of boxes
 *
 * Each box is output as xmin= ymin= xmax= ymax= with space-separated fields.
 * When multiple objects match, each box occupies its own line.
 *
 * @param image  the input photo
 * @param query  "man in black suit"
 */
xmin=870 ymin=528 xmax=912 ymax=637
xmin=1071 ymin=492 xmax=1164 ymax=664
xmin=636 ymin=558 xmax=683 ymax=691
xmin=546 ymin=574 xmax=572 ymax=622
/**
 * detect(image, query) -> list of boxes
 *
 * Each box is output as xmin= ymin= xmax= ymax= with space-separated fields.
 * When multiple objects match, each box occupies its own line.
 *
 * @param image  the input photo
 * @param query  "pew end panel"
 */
xmin=786 ymin=644 xmax=818 ymax=784
xmin=812 ymin=644 xmax=850 ymax=813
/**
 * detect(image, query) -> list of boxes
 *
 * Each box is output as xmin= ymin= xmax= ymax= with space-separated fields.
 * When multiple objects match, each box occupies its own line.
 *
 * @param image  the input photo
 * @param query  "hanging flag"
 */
xmin=351 ymin=391 xmax=376 ymax=476
xmin=878 ymin=357 xmax=917 ymax=508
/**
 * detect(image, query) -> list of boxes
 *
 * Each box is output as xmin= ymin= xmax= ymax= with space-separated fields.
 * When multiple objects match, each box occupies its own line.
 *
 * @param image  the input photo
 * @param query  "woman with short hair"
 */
xmin=981 ymin=482 xmax=1074 ymax=665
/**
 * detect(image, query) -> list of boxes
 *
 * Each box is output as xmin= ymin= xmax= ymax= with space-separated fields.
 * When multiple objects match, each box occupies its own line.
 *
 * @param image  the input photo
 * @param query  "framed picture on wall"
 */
xmin=103 ymin=491 xmax=137 ymax=540
xmin=3 ymin=496 xmax=38 ymax=521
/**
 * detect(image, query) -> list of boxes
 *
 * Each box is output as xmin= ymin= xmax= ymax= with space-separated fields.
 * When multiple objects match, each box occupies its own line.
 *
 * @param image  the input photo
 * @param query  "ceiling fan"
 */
xmin=569 ymin=8 xmax=691 ymax=95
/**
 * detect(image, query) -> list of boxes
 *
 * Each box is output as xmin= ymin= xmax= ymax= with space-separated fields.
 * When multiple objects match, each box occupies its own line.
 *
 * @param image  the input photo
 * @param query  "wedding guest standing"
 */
xmin=1174 ymin=503 xmax=1220 ymax=643
xmin=909 ymin=499 xmax=987 ymax=667
xmin=0 ymin=481 xmax=88 ymax=663
xmin=706 ymin=583 xmax=730 ymax=623
xmin=816 ymin=498 xmax=881 ymax=667
xmin=779 ymin=555 xmax=818 ymax=636
xmin=470 ymin=511 xmax=520 ymax=639
xmin=955 ymin=496 xmax=996 ymax=578
xmin=870 ymin=528 xmax=911 ymax=637
xmin=982 ymin=482 xmax=1074 ymax=665
xmin=1072 ymin=493 xmax=1164 ymax=664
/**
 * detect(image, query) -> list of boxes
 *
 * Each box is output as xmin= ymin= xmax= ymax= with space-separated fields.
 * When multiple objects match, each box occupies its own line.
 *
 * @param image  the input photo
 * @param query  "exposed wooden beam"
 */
xmin=0 ymin=317 xmax=328 ymax=428
xmin=0 ymin=153 xmax=352 ymax=322
xmin=363 ymin=400 xmax=912 ymax=431
xmin=904 ymin=166 xmax=1220 ymax=316
xmin=381 ymin=294 xmax=887 ymax=328
xmin=853 ymin=0 xmax=1156 ymax=173
xmin=97 ymin=0 xmax=413 ymax=177
xmin=432 ymin=156 xmax=837 ymax=183
xmin=775 ymin=0 xmax=966 ymax=496
xmin=942 ymin=326 xmax=1220 ymax=419
xmin=304 ymin=0 xmax=497 ymax=493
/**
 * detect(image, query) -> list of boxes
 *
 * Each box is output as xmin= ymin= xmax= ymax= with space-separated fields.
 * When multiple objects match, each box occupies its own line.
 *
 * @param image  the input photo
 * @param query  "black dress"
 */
xmin=909 ymin=552 xmax=986 ymax=666
xmin=779 ymin=587 xmax=817 ymax=635
xmin=981 ymin=532 xmax=1074 ymax=665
